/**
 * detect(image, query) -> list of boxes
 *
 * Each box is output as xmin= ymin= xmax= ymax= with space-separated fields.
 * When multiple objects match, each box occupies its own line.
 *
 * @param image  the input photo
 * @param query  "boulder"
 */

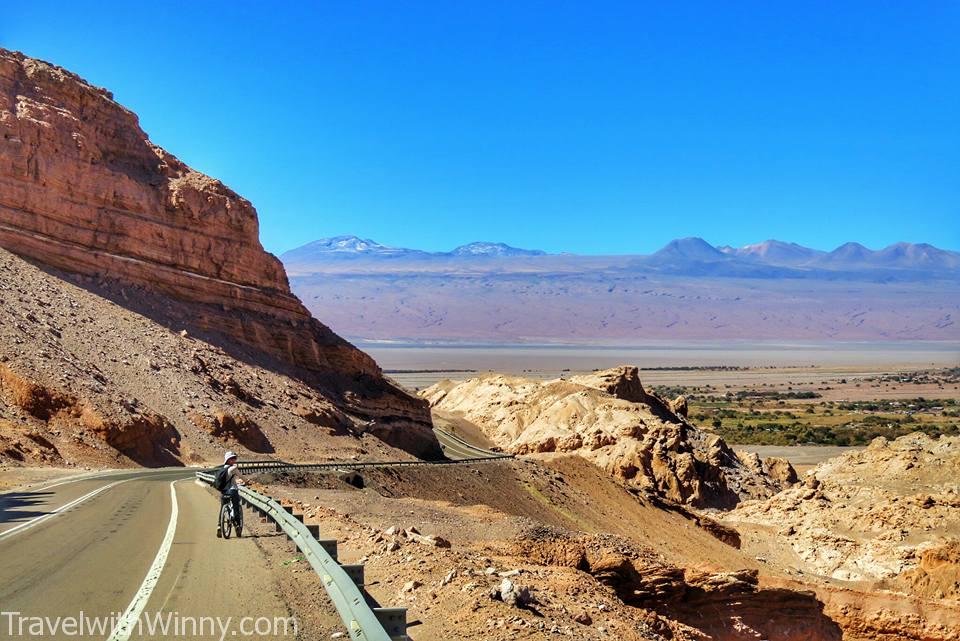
xmin=491 ymin=578 xmax=533 ymax=607
xmin=669 ymin=395 xmax=689 ymax=417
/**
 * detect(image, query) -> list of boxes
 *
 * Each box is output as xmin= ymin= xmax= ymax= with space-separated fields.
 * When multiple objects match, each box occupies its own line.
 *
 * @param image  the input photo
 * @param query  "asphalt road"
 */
xmin=0 ymin=432 xmax=501 ymax=641
xmin=433 ymin=427 xmax=506 ymax=460
xmin=0 ymin=469 xmax=311 ymax=640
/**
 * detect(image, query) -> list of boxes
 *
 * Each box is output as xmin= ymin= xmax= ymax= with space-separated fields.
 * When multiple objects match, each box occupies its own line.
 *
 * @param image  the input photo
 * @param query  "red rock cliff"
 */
xmin=0 ymin=48 xmax=438 ymax=457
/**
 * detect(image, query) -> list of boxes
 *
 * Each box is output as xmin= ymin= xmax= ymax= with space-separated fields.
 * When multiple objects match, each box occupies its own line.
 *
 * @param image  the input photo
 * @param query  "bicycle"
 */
xmin=219 ymin=490 xmax=244 ymax=539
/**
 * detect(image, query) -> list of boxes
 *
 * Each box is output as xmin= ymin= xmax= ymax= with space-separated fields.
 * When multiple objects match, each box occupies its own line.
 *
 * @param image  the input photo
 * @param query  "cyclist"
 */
xmin=216 ymin=451 xmax=243 ymax=537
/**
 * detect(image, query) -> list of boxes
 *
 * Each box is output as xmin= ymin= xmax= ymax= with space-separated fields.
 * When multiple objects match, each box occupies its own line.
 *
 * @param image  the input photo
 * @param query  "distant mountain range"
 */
xmin=282 ymin=236 xmax=960 ymax=276
xmin=280 ymin=236 xmax=960 ymax=343
xmin=283 ymin=236 xmax=547 ymax=262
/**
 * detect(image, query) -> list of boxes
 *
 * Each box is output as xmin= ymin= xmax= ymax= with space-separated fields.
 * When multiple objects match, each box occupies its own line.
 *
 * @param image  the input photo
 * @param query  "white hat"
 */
xmin=224 ymin=451 xmax=238 ymax=464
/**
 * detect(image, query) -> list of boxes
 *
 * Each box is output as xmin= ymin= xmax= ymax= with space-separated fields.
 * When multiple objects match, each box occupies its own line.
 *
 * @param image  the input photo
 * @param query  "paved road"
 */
xmin=0 ymin=434 xmax=502 ymax=641
xmin=0 ymin=469 xmax=309 ymax=640
xmin=433 ymin=427 xmax=507 ymax=460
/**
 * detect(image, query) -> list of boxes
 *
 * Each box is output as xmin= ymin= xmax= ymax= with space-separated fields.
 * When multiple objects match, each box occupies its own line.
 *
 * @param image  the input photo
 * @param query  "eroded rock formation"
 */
xmin=0 ymin=48 xmax=438 ymax=458
xmin=895 ymin=541 xmax=960 ymax=601
xmin=514 ymin=529 xmax=843 ymax=641
xmin=726 ymin=433 xmax=960 ymax=586
xmin=422 ymin=366 xmax=795 ymax=507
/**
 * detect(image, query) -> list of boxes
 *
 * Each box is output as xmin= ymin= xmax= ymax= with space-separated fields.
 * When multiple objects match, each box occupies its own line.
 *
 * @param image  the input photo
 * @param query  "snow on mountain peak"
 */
xmin=450 ymin=242 xmax=546 ymax=256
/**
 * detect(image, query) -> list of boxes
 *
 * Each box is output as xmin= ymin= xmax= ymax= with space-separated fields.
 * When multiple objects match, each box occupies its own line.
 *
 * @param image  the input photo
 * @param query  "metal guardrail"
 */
xmin=236 ymin=455 xmax=513 ymax=474
xmin=197 ymin=435 xmax=511 ymax=638
xmin=197 ymin=472 xmax=405 ymax=641
xmin=233 ymin=436 xmax=512 ymax=474
xmin=433 ymin=427 xmax=506 ymax=460
xmin=231 ymin=427 xmax=512 ymax=475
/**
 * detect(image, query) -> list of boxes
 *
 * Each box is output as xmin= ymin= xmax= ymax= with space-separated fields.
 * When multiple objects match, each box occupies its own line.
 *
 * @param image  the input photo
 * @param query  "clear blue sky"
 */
xmin=4 ymin=1 xmax=959 ymax=254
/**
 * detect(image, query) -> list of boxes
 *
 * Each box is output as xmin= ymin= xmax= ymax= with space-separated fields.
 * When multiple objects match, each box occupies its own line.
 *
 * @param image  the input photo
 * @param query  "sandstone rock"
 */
xmin=764 ymin=456 xmax=799 ymax=486
xmin=693 ymin=515 xmax=742 ymax=549
xmin=295 ymin=404 xmax=349 ymax=430
xmin=96 ymin=413 xmax=181 ymax=466
xmin=569 ymin=366 xmax=647 ymax=403
xmin=493 ymin=578 xmax=533 ymax=608
xmin=0 ymin=363 xmax=180 ymax=465
xmin=726 ymin=433 xmax=960 ymax=590
xmin=515 ymin=529 xmax=842 ymax=640
xmin=896 ymin=540 xmax=960 ymax=601
xmin=422 ymin=367 xmax=794 ymax=507
xmin=193 ymin=411 xmax=272 ymax=453
xmin=405 ymin=530 xmax=452 ymax=548
xmin=669 ymin=395 xmax=688 ymax=417
xmin=0 ymin=48 xmax=439 ymax=458
xmin=0 ymin=363 xmax=74 ymax=421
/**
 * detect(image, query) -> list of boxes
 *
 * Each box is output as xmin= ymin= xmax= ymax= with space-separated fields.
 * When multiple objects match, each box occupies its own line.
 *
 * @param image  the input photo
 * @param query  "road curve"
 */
xmin=0 ymin=469 xmax=320 ymax=640
xmin=434 ymin=427 xmax=507 ymax=460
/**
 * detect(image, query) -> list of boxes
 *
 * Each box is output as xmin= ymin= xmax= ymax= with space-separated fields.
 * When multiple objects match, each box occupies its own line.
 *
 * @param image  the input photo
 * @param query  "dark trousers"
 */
xmin=220 ymin=488 xmax=241 ymax=524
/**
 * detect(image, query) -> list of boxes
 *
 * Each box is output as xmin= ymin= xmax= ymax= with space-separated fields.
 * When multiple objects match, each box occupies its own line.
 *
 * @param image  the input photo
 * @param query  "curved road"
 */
xmin=0 ymin=428 xmax=505 ymax=640
xmin=0 ymin=469 xmax=308 ymax=641
xmin=434 ymin=427 xmax=508 ymax=461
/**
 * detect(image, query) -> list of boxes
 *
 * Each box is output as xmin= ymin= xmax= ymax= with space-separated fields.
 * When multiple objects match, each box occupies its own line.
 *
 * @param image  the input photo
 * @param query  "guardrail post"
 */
xmin=373 ymin=608 xmax=407 ymax=641
xmin=202 ymin=472 xmax=399 ymax=641
xmin=340 ymin=563 xmax=364 ymax=587
xmin=317 ymin=538 xmax=338 ymax=560
xmin=282 ymin=505 xmax=305 ymax=522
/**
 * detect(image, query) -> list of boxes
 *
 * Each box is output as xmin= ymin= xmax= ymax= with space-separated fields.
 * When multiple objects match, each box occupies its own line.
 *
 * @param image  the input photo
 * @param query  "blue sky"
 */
xmin=4 ymin=1 xmax=959 ymax=254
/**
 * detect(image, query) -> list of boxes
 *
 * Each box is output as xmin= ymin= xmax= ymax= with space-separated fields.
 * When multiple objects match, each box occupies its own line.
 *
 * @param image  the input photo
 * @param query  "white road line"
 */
xmin=0 ymin=479 xmax=130 ymax=542
xmin=12 ymin=470 xmax=130 ymax=494
xmin=1 ymin=468 xmax=189 ymax=496
xmin=0 ymin=472 xmax=99 ymax=495
xmin=0 ymin=469 xmax=122 ymax=496
xmin=107 ymin=480 xmax=180 ymax=641
xmin=24 ymin=476 xmax=99 ymax=493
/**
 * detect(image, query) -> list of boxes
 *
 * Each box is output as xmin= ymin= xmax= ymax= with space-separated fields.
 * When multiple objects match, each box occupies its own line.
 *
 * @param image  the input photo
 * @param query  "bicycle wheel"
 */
xmin=235 ymin=505 xmax=243 ymax=537
xmin=219 ymin=502 xmax=233 ymax=539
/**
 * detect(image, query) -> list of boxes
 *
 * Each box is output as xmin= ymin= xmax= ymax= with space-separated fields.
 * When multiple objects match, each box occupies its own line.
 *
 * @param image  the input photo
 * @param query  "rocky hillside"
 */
xmin=0 ymin=247 xmax=436 ymax=466
xmin=0 ymin=48 xmax=438 ymax=459
xmin=724 ymin=433 xmax=960 ymax=598
xmin=422 ymin=366 xmax=796 ymax=508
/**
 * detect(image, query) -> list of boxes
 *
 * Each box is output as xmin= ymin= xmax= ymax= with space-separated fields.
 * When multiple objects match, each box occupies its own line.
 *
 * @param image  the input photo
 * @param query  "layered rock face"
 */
xmin=0 ymin=246 xmax=430 ymax=467
xmin=0 ymin=48 xmax=354 ymax=375
xmin=422 ymin=366 xmax=795 ymax=507
xmin=0 ymin=48 xmax=436 ymax=457
xmin=515 ymin=529 xmax=843 ymax=641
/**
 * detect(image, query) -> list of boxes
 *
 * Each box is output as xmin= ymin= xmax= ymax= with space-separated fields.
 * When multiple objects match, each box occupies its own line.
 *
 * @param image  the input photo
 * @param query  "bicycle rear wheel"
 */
xmin=235 ymin=506 xmax=243 ymax=537
xmin=219 ymin=502 xmax=233 ymax=539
